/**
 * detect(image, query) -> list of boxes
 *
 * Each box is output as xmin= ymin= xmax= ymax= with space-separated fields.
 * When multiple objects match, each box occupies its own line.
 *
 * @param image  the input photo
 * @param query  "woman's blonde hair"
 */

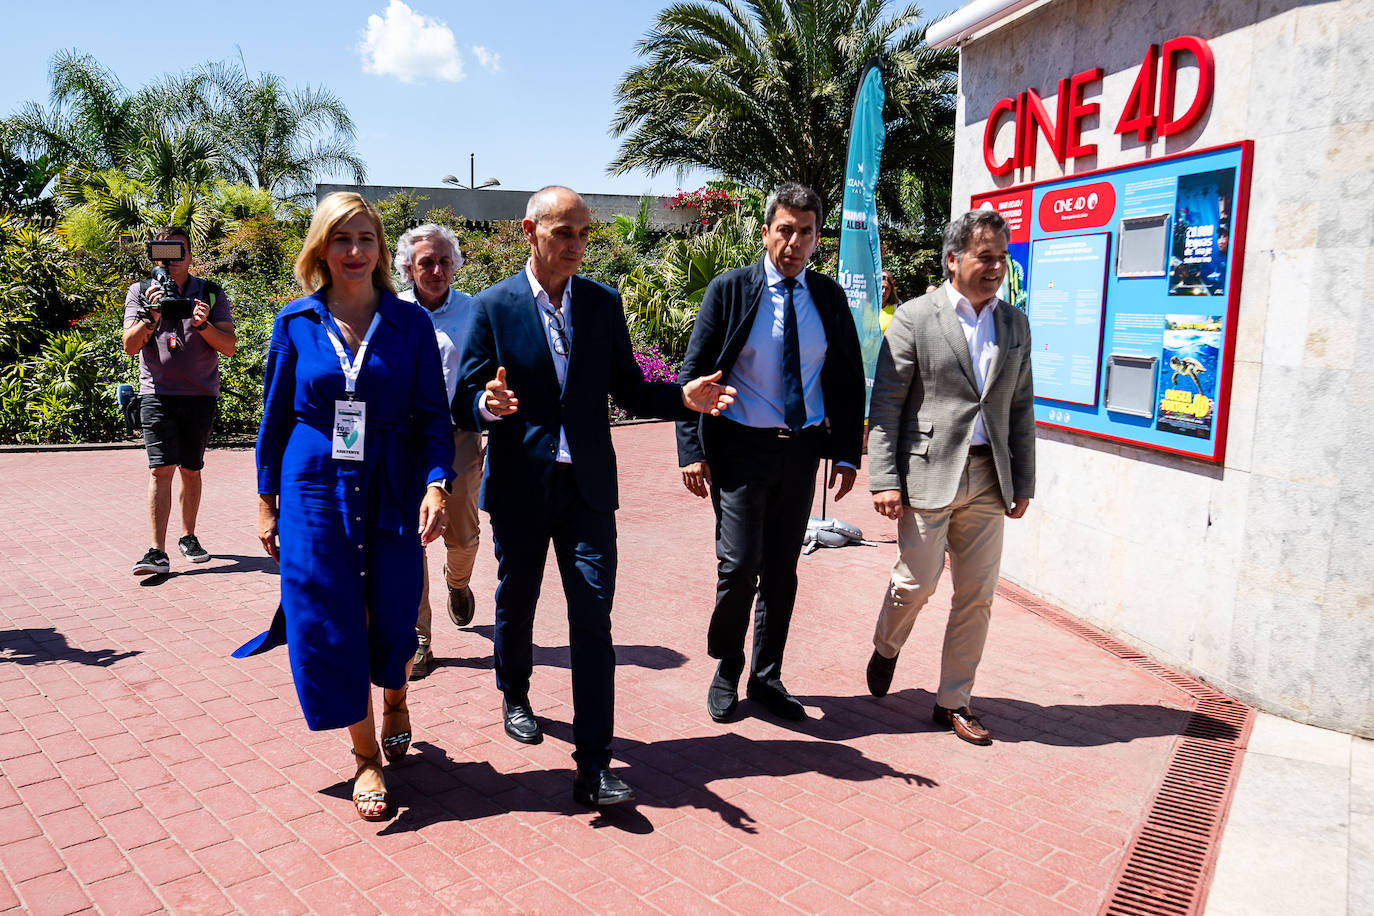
xmin=294 ymin=192 xmax=396 ymax=295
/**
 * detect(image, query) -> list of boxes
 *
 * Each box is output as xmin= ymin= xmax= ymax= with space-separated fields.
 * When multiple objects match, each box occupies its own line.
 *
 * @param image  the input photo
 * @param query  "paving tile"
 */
xmin=294 ymin=876 xmax=380 ymax=916
xmin=127 ymin=838 xmax=202 ymax=887
xmin=14 ymin=869 xmax=91 ymax=916
xmin=156 ymin=872 xmax=237 ymax=916
xmin=63 ymin=837 xmax=133 ymax=885
xmin=0 ymin=835 xmax=65 ymax=883
xmin=37 ymin=806 xmax=103 ymax=849
xmin=194 ymin=839 xmax=268 ymax=887
xmin=84 ymin=872 xmax=163 ymax=916
xmin=99 ymin=806 xmax=168 ymax=851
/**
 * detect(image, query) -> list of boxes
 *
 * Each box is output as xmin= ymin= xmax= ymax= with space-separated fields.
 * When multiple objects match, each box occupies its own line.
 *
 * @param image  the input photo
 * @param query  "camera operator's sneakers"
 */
xmin=133 ymin=548 xmax=170 ymax=576
xmin=177 ymin=535 xmax=211 ymax=564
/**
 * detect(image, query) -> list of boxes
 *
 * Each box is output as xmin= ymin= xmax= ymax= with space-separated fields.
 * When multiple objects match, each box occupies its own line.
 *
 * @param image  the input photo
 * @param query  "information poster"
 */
xmin=972 ymin=142 xmax=1252 ymax=461
xmin=1028 ymin=233 xmax=1109 ymax=406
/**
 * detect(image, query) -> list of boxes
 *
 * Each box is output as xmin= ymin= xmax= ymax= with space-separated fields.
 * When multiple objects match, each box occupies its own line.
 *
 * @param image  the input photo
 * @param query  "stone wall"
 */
xmin=952 ymin=0 xmax=1374 ymax=735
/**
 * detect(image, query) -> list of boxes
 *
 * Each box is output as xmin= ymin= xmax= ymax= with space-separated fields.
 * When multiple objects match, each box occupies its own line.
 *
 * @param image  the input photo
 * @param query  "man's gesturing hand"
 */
xmin=681 ymin=461 xmax=711 ymax=498
xmin=681 ymin=370 xmax=736 ymax=415
xmin=872 ymin=489 xmax=904 ymax=519
xmin=483 ymin=366 xmax=519 ymax=416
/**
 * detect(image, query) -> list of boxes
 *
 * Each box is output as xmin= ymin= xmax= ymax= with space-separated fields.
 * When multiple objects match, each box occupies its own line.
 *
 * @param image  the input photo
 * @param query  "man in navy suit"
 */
xmin=454 ymin=186 xmax=735 ymax=807
xmin=677 ymin=182 xmax=865 ymax=723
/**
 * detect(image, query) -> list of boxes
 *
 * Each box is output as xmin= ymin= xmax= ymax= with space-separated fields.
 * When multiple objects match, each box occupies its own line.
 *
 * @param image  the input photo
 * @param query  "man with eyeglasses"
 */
xmin=863 ymin=209 xmax=1036 ymax=747
xmin=454 ymin=186 xmax=736 ymax=807
xmin=396 ymin=224 xmax=481 ymax=678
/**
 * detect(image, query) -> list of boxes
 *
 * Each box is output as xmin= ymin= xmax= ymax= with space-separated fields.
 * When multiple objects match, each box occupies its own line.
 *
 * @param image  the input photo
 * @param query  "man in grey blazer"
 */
xmin=864 ymin=209 xmax=1035 ymax=746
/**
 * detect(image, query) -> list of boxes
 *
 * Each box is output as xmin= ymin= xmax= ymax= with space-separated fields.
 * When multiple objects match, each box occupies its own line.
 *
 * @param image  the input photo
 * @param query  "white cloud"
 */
xmin=472 ymin=45 xmax=501 ymax=72
xmin=358 ymin=0 xmax=464 ymax=84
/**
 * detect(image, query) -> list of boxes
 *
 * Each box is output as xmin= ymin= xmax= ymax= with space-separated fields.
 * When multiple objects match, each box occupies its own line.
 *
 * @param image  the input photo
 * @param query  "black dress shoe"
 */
xmin=502 ymin=697 xmax=542 ymax=744
xmin=707 ymin=660 xmax=743 ymax=722
xmin=572 ymin=768 xmax=635 ymax=807
xmin=745 ymin=678 xmax=807 ymax=720
xmin=866 ymin=649 xmax=898 ymax=697
xmin=447 ymin=585 xmax=475 ymax=628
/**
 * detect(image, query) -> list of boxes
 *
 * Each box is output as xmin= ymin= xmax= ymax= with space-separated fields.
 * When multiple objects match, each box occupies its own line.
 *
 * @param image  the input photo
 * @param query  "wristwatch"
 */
xmin=427 ymin=478 xmax=452 ymax=494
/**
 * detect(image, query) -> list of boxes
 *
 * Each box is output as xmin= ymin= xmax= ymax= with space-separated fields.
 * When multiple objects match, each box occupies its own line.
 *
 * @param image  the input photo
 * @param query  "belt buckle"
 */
xmin=776 ymin=427 xmax=794 ymax=439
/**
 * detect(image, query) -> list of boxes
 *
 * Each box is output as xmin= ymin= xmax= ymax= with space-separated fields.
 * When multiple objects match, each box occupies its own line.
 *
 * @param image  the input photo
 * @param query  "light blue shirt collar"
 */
xmin=763 ymin=255 xmax=809 ymax=292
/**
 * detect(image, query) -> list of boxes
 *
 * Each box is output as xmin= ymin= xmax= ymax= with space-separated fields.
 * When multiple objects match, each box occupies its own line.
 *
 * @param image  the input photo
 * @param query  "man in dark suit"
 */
xmin=864 ymin=209 xmax=1035 ymax=746
xmin=677 ymin=182 xmax=866 ymax=723
xmin=454 ymin=186 xmax=734 ymax=807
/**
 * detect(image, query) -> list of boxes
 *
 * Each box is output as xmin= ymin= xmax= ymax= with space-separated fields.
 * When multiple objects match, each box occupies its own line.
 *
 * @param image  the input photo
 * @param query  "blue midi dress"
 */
xmin=235 ymin=289 xmax=454 ymax=731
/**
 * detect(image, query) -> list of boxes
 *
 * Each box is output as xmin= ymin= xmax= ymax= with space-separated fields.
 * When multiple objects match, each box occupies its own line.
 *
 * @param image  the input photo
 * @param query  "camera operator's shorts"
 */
xmin=141 ymin=394 xmax=217 ymax=470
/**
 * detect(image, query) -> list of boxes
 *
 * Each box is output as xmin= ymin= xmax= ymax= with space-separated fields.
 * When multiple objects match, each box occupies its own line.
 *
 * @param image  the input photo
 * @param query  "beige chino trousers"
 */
xmin=873 ymin=453 xmax=1006 ymax=709
xmin=417 ymin=428 xmax=484 ymax=645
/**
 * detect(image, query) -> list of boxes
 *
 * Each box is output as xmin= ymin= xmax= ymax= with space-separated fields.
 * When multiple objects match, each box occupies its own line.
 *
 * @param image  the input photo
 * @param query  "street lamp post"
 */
xmin=441 ymin=153 xmax=500 ymax=190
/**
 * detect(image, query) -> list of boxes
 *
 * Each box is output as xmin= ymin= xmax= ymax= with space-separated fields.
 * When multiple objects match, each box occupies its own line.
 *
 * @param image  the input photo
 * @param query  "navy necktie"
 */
xmin=781 ymin=276 xmax=806 ymax=430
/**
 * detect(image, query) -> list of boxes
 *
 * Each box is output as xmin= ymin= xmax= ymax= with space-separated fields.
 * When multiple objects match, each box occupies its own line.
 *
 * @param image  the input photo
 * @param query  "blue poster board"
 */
xmin=973 ymin=142 xmax=1252 ymax=462
xmin=1028 ymin=233 xmax=1110 ymax=406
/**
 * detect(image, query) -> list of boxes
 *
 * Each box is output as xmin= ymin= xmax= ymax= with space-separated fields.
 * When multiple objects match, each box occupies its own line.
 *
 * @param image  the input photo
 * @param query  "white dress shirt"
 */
xmin=946 ymin=283 xmax=998 ymax=446
xmin=526 ymin=261 xmax=574 ymax=463
xmin=400 ymin=285 xmax=473 ymax=406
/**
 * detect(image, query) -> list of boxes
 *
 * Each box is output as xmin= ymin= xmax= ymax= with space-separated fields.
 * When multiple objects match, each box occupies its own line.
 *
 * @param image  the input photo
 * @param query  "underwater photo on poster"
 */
xmin=1156 ymin=315 xmax=1221 ymax=438
xmin=1169 ymin=168 xmax=1234 ymax=296
xmin=999 ymin=242 xmax=1029 ymax=313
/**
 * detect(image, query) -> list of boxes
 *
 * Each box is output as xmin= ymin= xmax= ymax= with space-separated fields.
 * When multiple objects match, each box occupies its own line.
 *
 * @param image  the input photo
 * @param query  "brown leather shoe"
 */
xmin=933 ymin=705 xmax=992 ymax=746
xmin=447 ymin=585 xmax=475 ymax=627
xmin=410 ymin=645 xmax=433 ymax=680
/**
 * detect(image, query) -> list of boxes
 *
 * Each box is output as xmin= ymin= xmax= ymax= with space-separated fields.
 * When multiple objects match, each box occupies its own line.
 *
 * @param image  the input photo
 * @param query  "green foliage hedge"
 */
xmin=0 ymin=190 xmax=940 ymax=445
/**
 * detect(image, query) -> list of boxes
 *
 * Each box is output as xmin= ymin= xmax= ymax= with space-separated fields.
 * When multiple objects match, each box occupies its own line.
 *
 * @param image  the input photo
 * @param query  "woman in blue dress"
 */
xmin=241 ymin=192 xmax=454 ymax=820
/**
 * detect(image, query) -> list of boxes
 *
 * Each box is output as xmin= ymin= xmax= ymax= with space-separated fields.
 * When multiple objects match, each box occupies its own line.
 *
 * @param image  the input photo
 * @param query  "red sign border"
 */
xmin=970 ymin=140 xmax=1255 ymax=464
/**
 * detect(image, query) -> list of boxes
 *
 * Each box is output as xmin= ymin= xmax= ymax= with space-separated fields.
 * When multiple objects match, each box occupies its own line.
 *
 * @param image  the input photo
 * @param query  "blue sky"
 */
xmin=0 ymin=0 xmax=962 ymax=197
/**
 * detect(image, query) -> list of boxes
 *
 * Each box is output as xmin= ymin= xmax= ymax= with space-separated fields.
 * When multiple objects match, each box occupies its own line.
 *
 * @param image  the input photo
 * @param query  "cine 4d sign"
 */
xmin=983 ymin=36 xmax=1215 ymax=177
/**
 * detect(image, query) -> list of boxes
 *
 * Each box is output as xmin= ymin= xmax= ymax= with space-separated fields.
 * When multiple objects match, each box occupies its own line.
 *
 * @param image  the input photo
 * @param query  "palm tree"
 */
xmin=58 ymin=125 xmax=222 ymax=244
xmin=609 ymin=0 xmax=956 ymax=227
xmin=194 ymin=61 xmax=366 ymax=202
xmin=0 ymin=49 xmax=199 ymax=171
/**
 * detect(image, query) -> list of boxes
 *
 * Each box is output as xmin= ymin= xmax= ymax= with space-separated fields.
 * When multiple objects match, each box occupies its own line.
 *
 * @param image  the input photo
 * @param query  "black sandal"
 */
xmin=381 ymin=689 xmax=411 ymax=763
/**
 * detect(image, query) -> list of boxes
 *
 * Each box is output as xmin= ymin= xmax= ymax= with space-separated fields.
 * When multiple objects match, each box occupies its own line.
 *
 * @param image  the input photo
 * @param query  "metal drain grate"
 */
xmin=992 ymin=580 xmax=1254 ymax=916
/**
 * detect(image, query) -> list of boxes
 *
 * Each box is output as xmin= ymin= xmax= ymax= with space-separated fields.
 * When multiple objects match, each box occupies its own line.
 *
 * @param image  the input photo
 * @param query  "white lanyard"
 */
xmin=322 ymin=312 xmax=381 ymax=399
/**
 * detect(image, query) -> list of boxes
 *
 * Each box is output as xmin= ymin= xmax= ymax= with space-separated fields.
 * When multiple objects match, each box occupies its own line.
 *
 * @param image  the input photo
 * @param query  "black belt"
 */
xmin=729 ymin=422 xmax=826 ymax=441
xmin=968 ymin=443 xmax=993 ymax=457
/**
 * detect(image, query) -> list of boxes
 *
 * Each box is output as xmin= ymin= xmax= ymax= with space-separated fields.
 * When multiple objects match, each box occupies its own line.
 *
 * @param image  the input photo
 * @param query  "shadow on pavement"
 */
xmin=438 ymin=624 xmax=688 ymax=673
xmin=0 ymin=627 xmax=140 ymax=666
xmin=798 ymin=688 xmax=1196 ymax=747
xmin=175 ymin=553 xmax=280 ymax=576
xmin=341 ymin=731 xmax=936 ymax=836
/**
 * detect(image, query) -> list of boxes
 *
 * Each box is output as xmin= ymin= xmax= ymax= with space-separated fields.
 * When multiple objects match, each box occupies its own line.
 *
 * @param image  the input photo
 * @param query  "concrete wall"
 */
xmin=952 ymin=0 xmax=1374 ymax=734
xmin=314 ymin=184 xmax=699 ymax=230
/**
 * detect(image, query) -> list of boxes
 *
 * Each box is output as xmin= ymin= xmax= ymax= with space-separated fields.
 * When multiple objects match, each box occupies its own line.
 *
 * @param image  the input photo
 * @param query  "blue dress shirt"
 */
xmin=725 ymin=256 xmax=828 ymax=429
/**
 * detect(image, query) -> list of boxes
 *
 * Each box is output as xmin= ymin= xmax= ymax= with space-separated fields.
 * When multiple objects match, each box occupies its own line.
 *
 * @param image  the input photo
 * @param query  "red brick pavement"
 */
xmin=0 ymin=424 xmax=1196 ymax=914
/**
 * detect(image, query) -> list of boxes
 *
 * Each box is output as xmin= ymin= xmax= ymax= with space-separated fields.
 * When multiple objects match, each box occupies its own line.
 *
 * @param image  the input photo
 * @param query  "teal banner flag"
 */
xmin=837 ymin=61 xmax=886 ymax=404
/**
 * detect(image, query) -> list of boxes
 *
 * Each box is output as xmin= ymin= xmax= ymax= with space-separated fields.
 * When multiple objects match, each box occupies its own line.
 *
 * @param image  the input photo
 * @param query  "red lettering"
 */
xmin=983 ymin=96 xmax=1016 ymax=176
xmin=1115 ymin=45 xmax=1159 ymax=141
xmin=1158 ymin=35 xmax=1215 ymax=137
xmin=1018 ymin=86 xmax=1064 ymax=169
xmin=1065 ymin=67 xmax=1103 ymax=158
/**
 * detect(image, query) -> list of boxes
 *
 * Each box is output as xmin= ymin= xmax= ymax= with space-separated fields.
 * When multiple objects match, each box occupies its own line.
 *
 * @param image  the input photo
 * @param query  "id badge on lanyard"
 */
xmin=323 ymin=312 xmax=381 ymax=462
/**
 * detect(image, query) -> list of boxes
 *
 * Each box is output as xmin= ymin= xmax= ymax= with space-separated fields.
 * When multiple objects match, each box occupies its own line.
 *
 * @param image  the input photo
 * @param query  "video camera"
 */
xmin=144 ymin=239 xmax=195 ymax=321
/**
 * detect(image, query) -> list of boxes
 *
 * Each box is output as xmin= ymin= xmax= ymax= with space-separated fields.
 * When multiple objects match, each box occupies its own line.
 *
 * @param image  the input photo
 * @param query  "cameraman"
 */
xmin=121 ymin=226 xmax=236 ymax=575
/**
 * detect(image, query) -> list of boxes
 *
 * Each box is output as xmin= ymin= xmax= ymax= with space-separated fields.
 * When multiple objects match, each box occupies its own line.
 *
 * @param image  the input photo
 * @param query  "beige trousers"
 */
xmin=417 ymin=428 xmax=484 ymax=645
xmin=873 ymin=453 xmax=1006 ymax=709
